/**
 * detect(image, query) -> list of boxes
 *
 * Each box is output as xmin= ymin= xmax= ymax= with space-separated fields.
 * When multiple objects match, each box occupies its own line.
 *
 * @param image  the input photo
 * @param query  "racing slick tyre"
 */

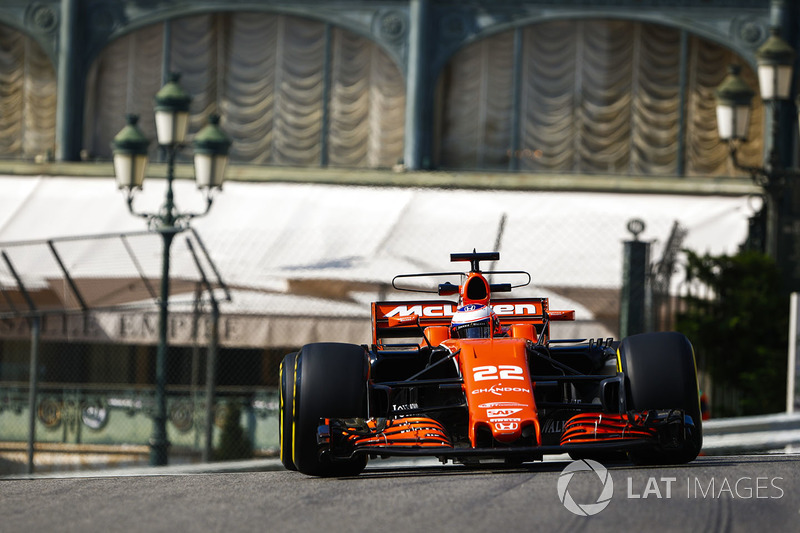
xmin=279 ymin=351 xmax=298 ymax=471
xmin=292 ymin=343 xmax=370 ymax=477
xmin=617 ymin=332 xmax=703 ymax=465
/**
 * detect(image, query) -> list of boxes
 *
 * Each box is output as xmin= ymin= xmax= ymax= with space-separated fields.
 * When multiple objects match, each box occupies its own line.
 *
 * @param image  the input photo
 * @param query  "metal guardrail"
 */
xmin=701 ymin=412 xmax=800 ymax=454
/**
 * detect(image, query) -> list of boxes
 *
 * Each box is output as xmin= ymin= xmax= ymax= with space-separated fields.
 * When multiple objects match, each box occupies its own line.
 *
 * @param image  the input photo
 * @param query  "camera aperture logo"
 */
xmin=557 ymin=459 xmax=614 ymax=516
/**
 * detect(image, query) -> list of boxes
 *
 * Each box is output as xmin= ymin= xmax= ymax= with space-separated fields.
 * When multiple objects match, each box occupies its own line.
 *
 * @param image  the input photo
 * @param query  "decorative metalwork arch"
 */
xmin=428 ymin=8 xmax=772 ymax=79
xmin=0 ymin=1 xmax=61 ymax=64
xmin=0 ymin=1 xmax=778 ymax=80
xmin=108 ymin=7 xmax=403 ymax=75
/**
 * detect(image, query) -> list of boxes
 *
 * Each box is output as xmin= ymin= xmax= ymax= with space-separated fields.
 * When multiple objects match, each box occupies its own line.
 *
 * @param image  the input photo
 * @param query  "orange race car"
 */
xmin=280 ymin=251 xmax=702 ymax=476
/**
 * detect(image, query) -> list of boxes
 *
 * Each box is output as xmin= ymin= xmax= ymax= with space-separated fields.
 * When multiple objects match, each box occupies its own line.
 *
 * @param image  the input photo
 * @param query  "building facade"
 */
xmin=0 ymin=0 xmax=795 ymax=176
xmin=0 ymin=1 xmax=796 ymax=462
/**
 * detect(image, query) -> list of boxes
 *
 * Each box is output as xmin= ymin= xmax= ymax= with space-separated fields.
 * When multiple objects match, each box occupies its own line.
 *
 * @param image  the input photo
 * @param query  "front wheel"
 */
xmin=292 ymin=343 xmax=369 ymax=476
xmin=279 ymin=352 xmax=298 ymax=471
xmin=617 ymin=332 xmax=702 ymax=465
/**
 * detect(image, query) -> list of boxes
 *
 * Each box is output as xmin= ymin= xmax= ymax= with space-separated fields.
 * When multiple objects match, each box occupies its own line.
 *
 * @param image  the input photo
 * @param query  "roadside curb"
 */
xmin=0 ymin=458 xmax=285 ymax=480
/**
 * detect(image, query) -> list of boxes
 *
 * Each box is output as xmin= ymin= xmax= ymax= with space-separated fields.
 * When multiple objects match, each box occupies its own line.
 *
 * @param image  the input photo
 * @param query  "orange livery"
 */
xmin=280 ymin=251 xmax=702 ymax=476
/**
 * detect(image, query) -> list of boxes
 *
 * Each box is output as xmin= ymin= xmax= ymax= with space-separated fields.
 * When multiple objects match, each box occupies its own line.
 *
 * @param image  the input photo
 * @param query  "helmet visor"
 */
xmin=451 ymin=319 xmax=491 ymax=339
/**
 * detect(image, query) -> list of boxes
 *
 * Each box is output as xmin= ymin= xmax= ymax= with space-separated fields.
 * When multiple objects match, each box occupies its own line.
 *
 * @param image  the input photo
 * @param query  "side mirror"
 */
xmin=438 ymin=282 xmax=459 ymax=296
xmin=489 ymin=283 xmax=511 ymax=293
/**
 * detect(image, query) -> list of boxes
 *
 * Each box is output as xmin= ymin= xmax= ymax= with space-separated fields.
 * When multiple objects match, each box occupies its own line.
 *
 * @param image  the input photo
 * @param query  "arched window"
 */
xmin=84 ymin=12 xmax=406 ymax=169
xmin=436 ymin=20 xmax=763 ymax=177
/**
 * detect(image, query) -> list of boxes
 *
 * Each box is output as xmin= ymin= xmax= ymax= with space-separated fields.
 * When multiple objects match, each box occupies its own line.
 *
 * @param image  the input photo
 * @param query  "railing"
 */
xmin=701 ymin=412 xmax=800 ymax=454
xmin=0 ymin=385 xmax=279 ymax=465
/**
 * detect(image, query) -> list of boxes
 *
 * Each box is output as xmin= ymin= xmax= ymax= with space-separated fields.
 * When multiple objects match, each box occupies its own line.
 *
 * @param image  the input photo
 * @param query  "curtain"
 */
xmin=1 ymin=15 xmax=764 ymax=176
xmin=437 ymin=20 xmax=764 ymax=177
xmin=84 ymin=23 xmax=163 ymax=161
xmin=85 ymin=13 xmax=406 ymax=169
xmin=439 ymin=29 xmax=515 ymax=168
xmin=685 ymin=34 xmax=763 ymax=176
xmin=328 ymin=27 xmax=406 ymax=168
xmin=0 ymin=24 xmax=56 ymax=160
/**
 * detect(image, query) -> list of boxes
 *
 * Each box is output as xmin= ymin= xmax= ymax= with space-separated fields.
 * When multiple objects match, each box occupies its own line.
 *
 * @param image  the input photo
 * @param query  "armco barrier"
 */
xmin=701 ymin=413 xmax=800 ymax=454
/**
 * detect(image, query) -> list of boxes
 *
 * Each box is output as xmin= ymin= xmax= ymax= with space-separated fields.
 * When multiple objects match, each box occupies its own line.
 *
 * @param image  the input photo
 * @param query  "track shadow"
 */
xmin=294 ymin=453 xmax=800 ymax=481
xmin=341 ymin=458 xmax=583 ymax=480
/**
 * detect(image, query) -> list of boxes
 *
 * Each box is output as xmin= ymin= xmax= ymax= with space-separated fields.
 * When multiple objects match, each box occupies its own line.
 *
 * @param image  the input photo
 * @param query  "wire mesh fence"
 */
xmin=0 ymin=182 xmax=751 ymax=473
xmin=0 ymin=228 xmax=277 ymax=473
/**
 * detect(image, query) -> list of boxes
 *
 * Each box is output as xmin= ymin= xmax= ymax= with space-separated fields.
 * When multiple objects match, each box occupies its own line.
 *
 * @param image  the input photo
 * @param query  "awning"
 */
xmin=0 ymin=175 xmax=752 ymax=346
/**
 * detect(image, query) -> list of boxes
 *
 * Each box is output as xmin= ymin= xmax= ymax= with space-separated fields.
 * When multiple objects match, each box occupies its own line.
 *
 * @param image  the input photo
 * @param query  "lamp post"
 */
xmin=715 ymin=27 xmax=800 ymax=288
xmin=112 ymin=73 xmax=231 ymax=466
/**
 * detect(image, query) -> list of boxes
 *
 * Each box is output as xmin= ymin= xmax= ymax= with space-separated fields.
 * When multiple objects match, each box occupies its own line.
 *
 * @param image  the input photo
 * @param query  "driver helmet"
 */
xmin=450 ymin=304 xmax=499 ymax=339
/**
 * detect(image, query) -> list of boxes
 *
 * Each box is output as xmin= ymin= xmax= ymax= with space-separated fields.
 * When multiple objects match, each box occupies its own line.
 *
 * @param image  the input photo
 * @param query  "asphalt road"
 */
xmin=1 ymin=454 xmax=798 ymax=532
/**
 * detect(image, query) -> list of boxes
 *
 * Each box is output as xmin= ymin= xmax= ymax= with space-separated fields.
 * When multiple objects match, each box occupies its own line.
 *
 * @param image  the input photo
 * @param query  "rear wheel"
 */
xmin=279 ymin=352 xmax=298 ymax=471
xmin=293 ymin=343 xmax=369 ymax=476
xmin=617 ymin=332 xmax=702 ymax=465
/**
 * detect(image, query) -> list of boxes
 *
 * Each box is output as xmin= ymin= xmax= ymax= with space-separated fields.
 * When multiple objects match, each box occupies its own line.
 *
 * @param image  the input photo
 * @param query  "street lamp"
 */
xmin=714 ymin=27 xmax=800 ymax=282
xmin=112 ymin=72 xmax=231 ymax=466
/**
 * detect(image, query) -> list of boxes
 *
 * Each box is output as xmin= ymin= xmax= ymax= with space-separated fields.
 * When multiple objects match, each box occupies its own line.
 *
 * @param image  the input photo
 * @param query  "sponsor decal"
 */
xmin=392 ymin=403 xmax=419 ymax=411
xmin=392 ymin=403 xmax=420 ymax=418
xmin=383 ymin=305 xmax=456 ymax=318
xmin=486 ymin=408 xmax=523 ymax=418
xmin=494 ymin=422 xmax=519 ymax=431
xmin=471 ymin=384 xmax=531 ymax=396
xmin=478 ymin=401 xmax=527 ymax=408
xmin=383 ymin=303 xmax=540 ymax=319
xmin=542 ymin=418 xmax=566 ymax=434
xmin=491 ymin=303 xmax=539 ymax=316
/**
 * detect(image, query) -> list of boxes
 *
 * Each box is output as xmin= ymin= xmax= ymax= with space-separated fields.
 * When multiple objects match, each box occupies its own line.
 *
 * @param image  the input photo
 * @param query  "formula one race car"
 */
xmin=280 ymin=251 xmax=702 ymax=476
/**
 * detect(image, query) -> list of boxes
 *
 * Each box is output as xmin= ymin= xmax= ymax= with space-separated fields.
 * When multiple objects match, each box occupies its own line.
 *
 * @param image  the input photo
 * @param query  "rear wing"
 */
xmin=371 ymin=298 xmax=575 ymax=345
